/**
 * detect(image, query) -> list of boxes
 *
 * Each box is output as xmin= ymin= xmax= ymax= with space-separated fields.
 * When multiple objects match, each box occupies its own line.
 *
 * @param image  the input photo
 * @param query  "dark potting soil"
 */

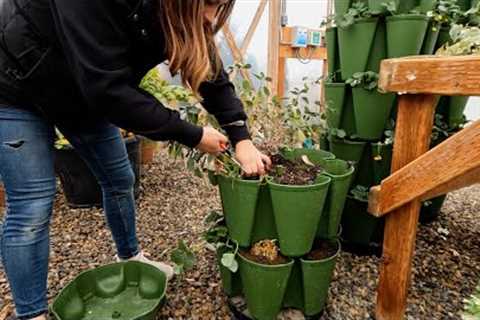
xmin=269 ymin=154 xmax=323 ymax=186
xmin=305 ymin=240 xmax=338 ymax=261
xmin=240 ymin=250 xmax=289 ymax=266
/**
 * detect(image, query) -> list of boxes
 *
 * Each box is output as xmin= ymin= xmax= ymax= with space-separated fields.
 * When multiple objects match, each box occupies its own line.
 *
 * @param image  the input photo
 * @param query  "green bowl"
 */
xmin=51 ymin=261 xmax=167 ymax=320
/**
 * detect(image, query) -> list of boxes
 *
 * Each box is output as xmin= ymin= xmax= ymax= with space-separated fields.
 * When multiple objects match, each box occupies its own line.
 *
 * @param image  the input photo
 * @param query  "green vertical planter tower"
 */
xmin=352 ymin=87 xmax=396 ymax=140
xmin=329 ymin=137 xmax=367 ymax=164
xmin=218 ymin=176 xmax=261 ymax=247
xmin=325 ymin=82 xmax=347 ymax=129
xmin=421 ymin=23 xmax=441 ymax=54
xmin=335 ymin=0 xmax=353 ymax=15
xmin=338 ymin=18 xmax=379 ymax=80
xmin=269 ymin=176 xmax=331 ymax=257
xmin=386 ymin=14 xmax=430 ymax=58
xmin=238 ymin=254 xmax=294 ymax=320
xmin=326 ymin=27 xmax=340 ymax=77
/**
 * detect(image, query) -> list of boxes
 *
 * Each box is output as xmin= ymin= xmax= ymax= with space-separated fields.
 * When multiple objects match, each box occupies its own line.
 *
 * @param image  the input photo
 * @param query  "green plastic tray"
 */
xmin=51 ymin=261 xmax=167 ymax=320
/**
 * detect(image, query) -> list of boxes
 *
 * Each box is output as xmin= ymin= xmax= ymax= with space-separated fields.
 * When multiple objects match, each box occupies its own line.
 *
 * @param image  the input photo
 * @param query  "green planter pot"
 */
xmin=352 ymin=87 xmax=396 ymax=140
xmin=326 ymin=27 xmax=340 ymax=77
xmin=280 ymin=147 xmax=336 ymax=163
xmin=238 ymin=254 xmax=294 ymax=320
xmin=282 ymin=261 xmax=304 ymax=310
xmin=325 ymin=82 xmax=347 ymax=129
xmin=340 ymin=90 xmax=357 ymax=136
xmin=341 ymin=196 xmax=385 ymax=247
xmin=316 ymin=159 xmax=355 ymax=239
xmin=386 ymin=14 xmax=429 ymax=58
xmin=328 ymin=137 xmax=367 ymax=164
xmin=418 ymin=0 xmax=437 ymax=13
xmin=269 ymin=176 xmax=332 ymax=257
xmin=335 ymin=0 xmax=352 ymax=15
xmin=397 ymin=0 xmax=418 ymax=13
xmin=371 ymin=143 xmax=393 ymax=185
xmin=218 ymin=176 xmax=261 ymax=247
xmin=368 ymin=0 xmax=386 ymax=14
xmin=435 ymin=26 xmax=451 ymax=51
xmin=470 ymin=0 xmax=480 ymax=25
xmin=448 ymin=96 xmax=469 ymax=128
xmin=338 ymin=18 xmax=379 ymax=80
xmin=420 ymin=195 xmax=447 ymax=224
xmin=354 ymin=143 xmax=375 ymax=187
xmin=320 ymin=133 xmax=330 ymax=151
xmin=51 ymin=262 xmax=167 ymax=320
xmin=217 ymin=248 xmax=242 ymax=297
xmin=251 ymin=184 xmax=278 ymax=243
xmin=366 ymin=19 xmax=387 ymax=73
xmin=301 ymin=240 xmax=341 ymax=316
xmin=421 ymin=23 xmax=441 ymax=54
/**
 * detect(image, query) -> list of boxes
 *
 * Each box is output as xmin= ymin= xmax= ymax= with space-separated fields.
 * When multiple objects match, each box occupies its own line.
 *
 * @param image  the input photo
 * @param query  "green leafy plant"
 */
xmin=336 ymin=2 xmax=373 ymax=28
xmin=346 ymin=71 xmax=379 ymax=90
xmin=382 ymin=1 xmax=399 ymax=15
xmin=328 ymin=128 xmax=348 ymax=139
xmin=350 ymin=185 xmax=370 ymax=202
xmin=426 ymin=0 xmax=463 ymax=31
xmin=462 ymin=283 xmax=480 ymax=320
xmin=203 ymin=210 xmax=239 ymax=273
xmin=437 ymin=24 xmax=480 ymax=55
xmin=170 ymin=240 xmax=196 ymax=275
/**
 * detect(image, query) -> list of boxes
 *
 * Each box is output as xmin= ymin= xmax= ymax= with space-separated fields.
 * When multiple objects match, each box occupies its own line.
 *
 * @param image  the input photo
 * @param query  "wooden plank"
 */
xmin=368 ymin=119 xmax=480 ymax=216
xmin=267 ymin=0 xmax=281 ymax=96
xmin=279 ymin=46 xmax=327 ymax=60
xmin=240 ymin=0 xmax=267 ymax=55
xmin=278 ymin=57 xmax=287 ymax=98
xmin=376 ymin=94 xmax=436 ymax=320
xmin=379 ymin=55 xmax=480 ymax=96
xmin=422 ymin=165 xmax=480 ymax=200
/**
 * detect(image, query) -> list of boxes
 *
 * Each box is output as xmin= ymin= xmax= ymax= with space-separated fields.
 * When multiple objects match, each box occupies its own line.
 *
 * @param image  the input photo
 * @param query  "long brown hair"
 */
xmin=159 ymin=0 xmax=235 ymax=96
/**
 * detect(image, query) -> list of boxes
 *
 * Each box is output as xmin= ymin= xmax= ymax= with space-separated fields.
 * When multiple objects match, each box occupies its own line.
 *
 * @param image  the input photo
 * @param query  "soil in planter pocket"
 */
xmin=305 ymin=240 xmax=339 ymax=261
xmin=270 ymin=154 xmax=324 ymax=186
xmin=241 ymin=240 xmax=289 ymax=265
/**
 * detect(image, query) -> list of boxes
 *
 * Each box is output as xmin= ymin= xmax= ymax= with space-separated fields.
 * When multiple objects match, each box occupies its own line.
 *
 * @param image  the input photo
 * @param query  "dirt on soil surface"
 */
xmin=0 ymin=149 xmax=479 ymax=320
xmin=241 ymin=250 xmax=289 ymax=266
xmin=270 ymin=154 xmax=323 ymax=186
xmin=305 ymin=240 xmax=339 ymax=261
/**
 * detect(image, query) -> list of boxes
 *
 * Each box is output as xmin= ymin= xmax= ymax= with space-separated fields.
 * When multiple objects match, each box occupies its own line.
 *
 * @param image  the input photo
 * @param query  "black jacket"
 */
xmin=0 ymin=0 xmax=250 ymax=147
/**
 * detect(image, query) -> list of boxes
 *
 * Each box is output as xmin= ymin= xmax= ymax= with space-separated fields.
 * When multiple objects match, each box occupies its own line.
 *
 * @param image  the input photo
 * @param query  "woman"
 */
xmin=0 ymin=0 xmax=270 ymax=319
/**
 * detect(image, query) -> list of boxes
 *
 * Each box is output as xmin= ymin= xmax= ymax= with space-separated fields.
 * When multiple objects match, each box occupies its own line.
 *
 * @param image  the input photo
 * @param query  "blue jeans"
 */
xmin=0 ymin=107 xmax=140 ymax=319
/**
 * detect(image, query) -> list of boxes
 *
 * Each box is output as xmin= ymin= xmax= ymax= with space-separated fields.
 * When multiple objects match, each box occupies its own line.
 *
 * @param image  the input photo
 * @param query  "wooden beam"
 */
xmin=222 ymin=25 xmax=252 ymax=84
xmin=422 ymin=165 xmax=480 ymax=201
xmin=267 ymin=0 xmax=281 ymax=96
xmin=240 ymin=0 xmax=267 ymax=55
xmin=376 ymin=94 xmax=436 ymax=320
xmin=369 ymin=119 xmax=480 ymax=216
xmin=379 ymin=55 xmax=480 ymax=96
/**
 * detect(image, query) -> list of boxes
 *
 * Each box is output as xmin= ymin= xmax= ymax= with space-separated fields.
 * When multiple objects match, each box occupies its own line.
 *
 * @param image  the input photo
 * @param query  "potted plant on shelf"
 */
xmin=54 ymin=130 xmax=141 ymax=208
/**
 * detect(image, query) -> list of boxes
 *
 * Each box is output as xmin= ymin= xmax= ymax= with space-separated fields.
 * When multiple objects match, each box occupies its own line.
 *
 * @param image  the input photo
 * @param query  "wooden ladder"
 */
xmin=367 ymin=55 xmax=480 ymax=320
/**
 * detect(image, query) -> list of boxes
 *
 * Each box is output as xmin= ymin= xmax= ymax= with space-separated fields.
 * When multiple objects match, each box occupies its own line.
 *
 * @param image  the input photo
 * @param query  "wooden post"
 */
xmin=268 ymin=0 xmax=282 ymax=96
xmin=376 ymin=94 xmax=437 ymax=320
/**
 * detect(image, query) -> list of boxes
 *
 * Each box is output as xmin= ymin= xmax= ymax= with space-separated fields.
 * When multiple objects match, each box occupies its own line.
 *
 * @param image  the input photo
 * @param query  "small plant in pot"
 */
xmin=336 ymin=2 xmax=379 ymax=80
xmin=238 ymin=240 xmax=294 ymax=320
xmin=347 ymin=71 xmax=396 ymax=141
xmin=267 ymin=153 xmax=332 ymax=257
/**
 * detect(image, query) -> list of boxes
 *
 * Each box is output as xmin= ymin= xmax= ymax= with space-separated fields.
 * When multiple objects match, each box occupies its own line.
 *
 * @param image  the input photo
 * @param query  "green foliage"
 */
xmin=437 ymin=24 xmax=480 ymax=55
xmin=463 ymin=284 xmax=480 ymax=320
xmin=350 ymin=185 xmax=370 ymax=202
xmin=346 ymin=71 xmax=379 ymax=90
xmin=329 ymin=128 xmax=348 ymax=139
xmin=427 ymin=0 xmax=463 ymax=30
xmin=336 ymin=2 xmax=373 ymax=28
xmin=170 ymin=240 xmax=196 ymax=275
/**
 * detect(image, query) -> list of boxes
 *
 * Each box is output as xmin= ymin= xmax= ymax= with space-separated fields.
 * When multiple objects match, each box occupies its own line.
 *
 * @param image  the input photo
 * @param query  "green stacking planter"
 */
xmin=251 ymin=184 xmax=278 ymax=243
xmin=51 ymin=262 xmax=167 ymax=320
xmin=366 ymin=19 xmax=387 ymax=73
xmin=329 ymin=137 xmax=367 ymax=164
xmin=269 ymin=176 xmax=332 ymax=257
xmin=448 ymin=96 xmax=469 ymax=128
xmin=335 ymin=0 xmax=352 ymax=15
xmin=238 ymin=254 xmax=294 ymax=320
xmin=371 ymin=142 xmax=393 ymax=185
xmin=316 ymin=159 xmax=355 ymax=239
xmin=325 ymin=82 xmax=347 ymax=129
xmin=338 ymin=18 xmax=379 ymax=80
xmin=301 ymin=241 xmax=341 ymax=316
xmin=397 ymin=0 xmax=418 ymax=13
xmin=352 ymin=88 xmax=396 ymax=140
xmin=418 ymin=0 xmax=437 ymax=13
xmin=386 ymin=14 xmax=429 ymax=58
xmin=218 ymin=176 xmax=261 ymax=247
xmin=280 ymin=147 xmax=336 ymax=163
xmin=283 ymin=261 xmax=304 ymax=310
xmin=368 ymin=0 xmax=386 ymax=14
xmin=217 ymin=248 xmax=243 ymax=297
xmin=435 ymin=26 xmax=452 ymax=50
xmin=340 ymin=91 xmax=357 ymax=136
xmin=326 ymin=27 xmax=340 ymax=76
xmin=421 ymin=23 xmax=441 ymax=54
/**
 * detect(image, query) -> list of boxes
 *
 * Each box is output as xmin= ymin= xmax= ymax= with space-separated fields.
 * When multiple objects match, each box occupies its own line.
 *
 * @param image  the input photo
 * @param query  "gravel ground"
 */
xmin=0 ymin=149 xmax=479 ymax=320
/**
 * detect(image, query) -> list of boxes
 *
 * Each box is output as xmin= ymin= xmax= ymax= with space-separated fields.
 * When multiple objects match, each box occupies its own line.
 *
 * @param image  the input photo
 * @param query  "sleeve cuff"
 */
xmin=176 ymin=121 xmax=204 ymax=148
xmin=224 ymin=125 xmax=251 ymax=147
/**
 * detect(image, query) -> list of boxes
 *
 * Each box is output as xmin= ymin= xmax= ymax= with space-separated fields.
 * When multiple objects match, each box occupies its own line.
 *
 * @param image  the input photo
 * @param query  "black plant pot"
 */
xmin=55 ymin=137 xmax=141 ymax=208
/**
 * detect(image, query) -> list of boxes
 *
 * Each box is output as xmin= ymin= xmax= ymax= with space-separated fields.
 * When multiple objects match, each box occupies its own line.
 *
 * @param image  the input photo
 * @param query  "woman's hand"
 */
xmin=196 ymin=127 xmax=229 ymax=154
xmin=235 ymin=140 xmax=272 ymax=177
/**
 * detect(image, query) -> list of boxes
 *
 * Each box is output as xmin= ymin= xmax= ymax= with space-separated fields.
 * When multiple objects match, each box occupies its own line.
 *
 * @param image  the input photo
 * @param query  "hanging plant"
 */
xmin=346 ymin=71 xmax=379 ymax=90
